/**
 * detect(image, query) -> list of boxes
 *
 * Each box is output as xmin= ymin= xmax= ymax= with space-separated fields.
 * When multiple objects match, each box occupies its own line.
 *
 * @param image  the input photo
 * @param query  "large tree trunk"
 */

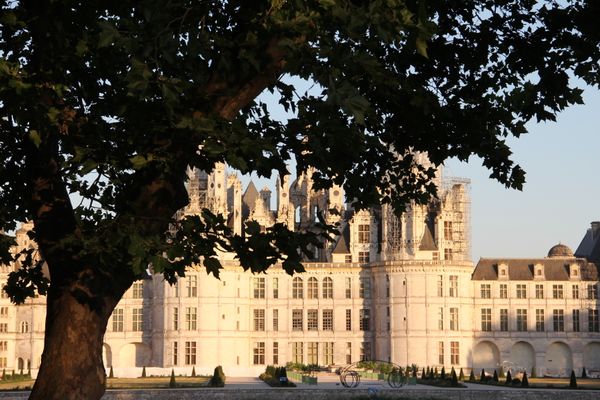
xmin=29 ymin=283 xmax=120 ymax=400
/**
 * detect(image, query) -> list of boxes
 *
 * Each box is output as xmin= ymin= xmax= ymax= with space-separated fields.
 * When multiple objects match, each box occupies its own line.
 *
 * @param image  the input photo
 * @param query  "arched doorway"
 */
xmin=509 ymin=341 xmax=535 ymax=372
xmin=583 ymin=342 xmax=600 ymax=372
xmin=473 ymin=341 xmax=501 ymax=370
xmin=102 ymin=343 xmax=112 ymax=368
xmin=544 ymin=342 xmax=572 ymax=377
xmin=17 ymin=357 xmax=24 ymax=370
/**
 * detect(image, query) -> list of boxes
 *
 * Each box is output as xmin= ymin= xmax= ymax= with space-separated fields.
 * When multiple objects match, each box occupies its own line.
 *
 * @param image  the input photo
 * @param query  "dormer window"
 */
xmin=498 ymin=264 xmax=508 ymax=280
xmin=534 ymin=264 xmax=544 ymax=279
xmin=569 ymin=264 xmax=580 ymax=280
xmin=536 ymin=270 xmax=542 ymax=276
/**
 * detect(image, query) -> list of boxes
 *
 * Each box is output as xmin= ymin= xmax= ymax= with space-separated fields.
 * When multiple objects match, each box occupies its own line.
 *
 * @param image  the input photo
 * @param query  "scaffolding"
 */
xmin=440 ymin=177 xmax=471 ymax=261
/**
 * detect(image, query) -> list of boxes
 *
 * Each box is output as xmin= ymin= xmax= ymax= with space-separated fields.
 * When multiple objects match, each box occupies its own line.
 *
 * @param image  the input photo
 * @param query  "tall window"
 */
xmin=173 ymin=307 xmax=179 ymax=330
xmin=449 ymin=308 xmax=459 ymax=331
xmin=358 ymin=224 xmax=370 ymax=243
xmin=500 ymin=309 xmax=508 ymax=331
xmin=253 ymin=277 xmax=265 ymax=299
xmin=253 ymin=342 xmax=265 ymax=365
xmin=273 ymin=342 xmax=279 ymax=365
xmin=589 ymin=309 xmax=599 ymax=332
xmin=450 ymin=342 xmax=460 ymax=365
xmin=359 ymin=277 xmax=371 ymax=298
xmin=322 ymin=277 xmax=333 ymax=299
xmin=360 ymin=342 xmax=371 ymax=361
xmin=444 ymin=248 xmax=453 ymax=261
xmin=573 ymin=310 xmax=580 ymax=332
xmin=307 ymin=309 xmax=318 ymax=330
xmin=292 ymin=342 xmax=303 ymax=363
xmin=536 ymin=309 xmax=545 ymax=332
xmin=308 ymin=277 xmax=318 ymax=299
xmin=322 ymin=309 xmax=333 ymax=331
xmin=516 ymin=309 xmax=527 ymax=331
xmin=132 ymin=308 xmax=143 ymax=331
xmin=186 ymin=275 xmax=197 ymax=297
xmin=0 ymin=307 xmax=8 ymax=317
xmin=444 ymin=221 xmax=453 ymax=239
xmin=292 ymin=277 xmax=303 ymax=299
xmin=132 ymin=282 xmax=143 ymax=299
xmin=516 ymin=284 xmax=527 ymax=299
xmin=553 ymin=309 xmax=564 ymax=332
xmin=307 ymin=342 xmax=318 ymax=365
xmin=345 ymin=309 xmax=352 ymax=331
xmin=552 ymin=285 xmax=564 ymax=299
xmin=345 ymin=255 xmax=352 ymax=263
xmin=272 ymin=277 xmax=279 ymax=299
xmin=438 ymin=341 xmax=444 ymax=364
xmin=185 ymin=341 xmax=196 ymax=365
xmin=346 ymin=342 xmax=352 ymax=364
xmin=481 ymin=309 xmax=491 ymax=331
xmin=112 ymin=308 xmax=124 ymax=332
xmin=292 ymin=309 xmax=303 ymax=331
xmin=588 ymin=284 xmax=598 ymax=299
xmin=253 ymin=309 xmax=265 ymax=331
xmin=499 ymin=284 xmax=508 ymax=299
xmin=345 ymin=277 xmax=352 ymax=298
xmin=438 ymin=307 xmax=444 ymax=330
xmin=359 ymin=309 xmax=371 ymax=331
xmin=535 ymin=284 xmax=544 ymax=299
xmin=449 ymin=276 xmax=458 ymax=297
xmin=0 ymin=341 xmax=7 ymax=351
xmin=358 ymin=251 xmax=370 ymax=263
xmin=173 ymin=342 xmax=178 ymax=365
xmin=0 ymin=324 xmax=7 ymax=333
xmin=573 ymin=284 xmax=579 ymax=299
xmin=273 ymin=309 xmax=279 ymax=331
xmin=437 ymin=275 xmax=444 ymax=297
xmin=480 ymin=284 xmax=491 ymax=298
xmin=186 ymin=307 xmax=197 ymax=330
xmin=323 ymin=342 xmax=334 ymax=365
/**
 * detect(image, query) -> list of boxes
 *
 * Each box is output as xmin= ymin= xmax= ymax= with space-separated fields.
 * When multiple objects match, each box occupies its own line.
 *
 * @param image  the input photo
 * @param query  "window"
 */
xmin=553 ymin=309 xmax=564 ymax=332
xmin=307 ymin=342 xmax=318 ymax=364
xmin=272 ymin=278 xmax=279 ymax=299
xmin=449 ymin=308 xmax=459 ymax=331
xmin=0 ymin=341 xmax=7 ymax=351
xmin=323 ymin=342 xmax=334 ymax=365
xmin=360 ymin=342 xmax=371 ymax=361
xmin=346 ymin=342 xmax=352 ymax=364
xmin=186 ymin=275 xmax=197 ymax=297
xmin=358 ymin=251 xmax=370 ymax=263
xmin=516 ymin=309 xmax=527 ymax=331
xmin=359 ymin=309 xmax=371 ymax=331
xmin=132 ymin=282 xmax=143 ymax=299
xmin=308 ymin=277 xmax=318 ymax=299
xmin=132 ymin=308 xmax=143 ymax=331
xmin=253 ymin=342 xmax=265 ymax=365
xmin=345 ymin=277 xmax=352 ymax=298
xmin=173 ymin=281 xmax=179 ymax=297
xmin=552 ymin=285 xmax=564 ymax=299
xmin=359 ymin=277 xmax=371 ymax=298
xmin=322 ymin=309 xmax=333 ymax=331
xmin=438 ymin=307 xmax=444 ymax=330
xmin=481 ymin=309 xmax=491 ymax=331
xmin=444 ymin=248 xmax=453 ymax=261
xmin=173 ymin=307 xmax=179 ymax=330
xmin=480 ymin=284 xmax=491 ymax=298
xmin=322 ymin=277 xmax=333 ymax=299
xmin=0 ymin=307 xmax=7 ymax=317
xmin=307 ymin=309 xmax=318 ymax=330
xmin=20 ymin=321 xmax=29 ymax=333
xmin=185 ymin=307 xmax=197 ymax=330
xmin=499 ymin=284 xmax=508 ymax=299
xmin=0 ymin=324 xmax=7 ymax=333
xmin=185 ymin=341 xmax=196 ymax=365
xmin=292 ymin=277 xmax=303 ymax=299
xmin=345 ymin=309 xmax=352 ymax=331
xmin=573 ymin=310 xmax=580 ymax=332
xmin=437 ymin=275 xmax=444 ymax=297
xmin=450 ymin=342 xmax=460 ymax=365
xmin=292 ymin=309 xmax=303 ymax=331
xmin=358 ymin=224 xmax=370 ymax=243
xmin=254 ymin=309 xmax=265 ymax=331
xmin=589 ymin=309 xmax=599 ymax=332
xmin=444 ymin=221 xmax=453 ymax=239
xmin=535 ymin=284 xmax=544 ymax=299
xmin=438 ymin=341 xmax=444 ymax=364
xmin=516 ymin=284 xmax=527 ymax=299
xmin=273 ymin=309 xmax=279 ymax=331
xmin=112 ymin=308 xmax=124 ymax=332
xmin=273 ymin=342 xmax=279 ymax=365
xmin=449 ymin=276 xmax=458 ymax=297
xmin=536 ymin=309 xmax=545 ymax=332
xmin=292 ymin=342 xmax=303 ymax=363
xmin=253 ymin=277 xmax=265 ymax=299
xmin=589 ymin=284 xmax=598 ymax=299
xmin=0 ymin=358 xmax=6 ymax=368
xmin=345 ymin=255 xmax=352 ymax=263
xmin=573 ymin=284 xmax=579 ymax=299
xmin=500 ymin=309 xmax=508 ymax=331
xmin=173 ymin=342 xmax=178 ymax=365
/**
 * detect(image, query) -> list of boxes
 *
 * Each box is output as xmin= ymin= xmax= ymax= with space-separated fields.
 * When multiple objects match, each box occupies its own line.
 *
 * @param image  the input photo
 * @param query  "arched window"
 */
xmin=20 ymin=321 xmax=29 ymax=333
xmin=292 ymin=277 xmax=303 ymax=299
xmin=322 ymin=277 xmax=333 ymax=299
xmin=308 ymin=277 xmax=318 ymax=299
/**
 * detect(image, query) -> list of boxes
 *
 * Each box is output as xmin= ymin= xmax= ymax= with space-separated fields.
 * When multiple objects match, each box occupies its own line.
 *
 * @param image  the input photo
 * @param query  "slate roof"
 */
xmin=575 ymin=223 xmax=600 ymax=263
xmin=472 ymin=258 xmax=600 ymax=281
xmin=419 ymin=225 xmax=437 ymax=251
xmin=332 ymin=224 xmax=351 ymax=254
xmin=242 ymin=181 xmax=259 ymax=219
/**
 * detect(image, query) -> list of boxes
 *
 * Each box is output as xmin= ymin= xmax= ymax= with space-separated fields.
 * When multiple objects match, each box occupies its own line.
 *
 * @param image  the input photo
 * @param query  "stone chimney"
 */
xmin=591 ymin=221 xmax=600 ymax=240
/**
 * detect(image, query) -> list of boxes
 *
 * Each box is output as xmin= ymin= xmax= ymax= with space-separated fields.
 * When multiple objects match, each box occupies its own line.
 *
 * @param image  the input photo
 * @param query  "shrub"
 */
xmin=570 ymin=370 xmax=577 ymax=389
xmin=422 ymin=367 xmax=426 ymax=379
xmin=109 ymin=366 xmax=114 ymax=379
xmin=511 ymin=378 xmax=521 ymax=386
xmin=434 ymin=367 xmax=438 ymax=378
xmin=141 ymin=366 xmax=146 ymax=378
xmin=192 ymin=366 xmax=196 ymax=377
xmin=208 ymin=365 xmax=225 ymax=387
xmin=412 ymin=365 xmax=417 ymax=378
xmin=169 ymin=369 xmax=176 ymax=388
xmin=493 ymin=369 xmax=498 ymax=382
xmin=505 ymin=370 xmax=512 ymax=385
xmin=440 ymin=366 xmax=446 ymax=380
xmin=480 ymin=369 xmax=486 ymax=382
xmin=582 ymin=367 xmax=588 ymax=379
xmin=468 ymin=369 xmax=475 ymax=382
xmin=450 ymin=367 xmax=459 ymax=387
xmin=458 ymin=368 xmax=465 ymax=381
xmin=521 ymin=371 xmax=529 ymax=388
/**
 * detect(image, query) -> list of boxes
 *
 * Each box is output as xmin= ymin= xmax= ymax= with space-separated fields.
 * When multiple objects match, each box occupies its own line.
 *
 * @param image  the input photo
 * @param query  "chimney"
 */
xmin=591 ymin=221 xmax=600 ymax=240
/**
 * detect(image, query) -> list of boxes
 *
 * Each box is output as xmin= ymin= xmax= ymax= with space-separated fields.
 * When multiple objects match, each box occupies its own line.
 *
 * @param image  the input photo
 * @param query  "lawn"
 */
xmin=0 ymin=376 xmax=210 ymax=391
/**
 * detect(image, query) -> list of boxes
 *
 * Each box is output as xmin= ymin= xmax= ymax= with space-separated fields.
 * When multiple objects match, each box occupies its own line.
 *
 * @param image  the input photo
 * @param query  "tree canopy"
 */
xmin=1 ymin=1 xmax=599 ymax=399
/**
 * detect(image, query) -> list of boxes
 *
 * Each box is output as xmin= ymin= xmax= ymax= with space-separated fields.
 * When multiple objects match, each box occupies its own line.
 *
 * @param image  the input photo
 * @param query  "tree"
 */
xmin=468 ymin=369 xmax=476 ymax=382
xmin=521 ymin=371 xmax=529 ymax=388
xmin=492 ymin=369 xmax=498 ymax=382
xmin=582 ymin=367 xmax=588 ymax=379
xmin=570 ymin=370 xmax=578 ymax=388
xmin=169 ymin=369 xmax=176 ymax=388
xmin=505 ymin=370 xmax=512 ymax=385
xmin=458 ymin=368 xmax=464 ymax=381
xmin=1 ymin=1 xmax=600 ymax=399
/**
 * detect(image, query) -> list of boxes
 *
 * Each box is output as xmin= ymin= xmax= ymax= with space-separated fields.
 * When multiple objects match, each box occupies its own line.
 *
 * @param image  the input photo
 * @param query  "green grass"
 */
xmin=0 ymin=376 xmax=210 ymax=391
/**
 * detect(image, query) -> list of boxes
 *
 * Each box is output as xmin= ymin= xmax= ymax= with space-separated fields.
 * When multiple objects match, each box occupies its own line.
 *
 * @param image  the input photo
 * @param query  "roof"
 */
xmin=242 ymin=181 xmax=259 ymax=219
xmin=332 ymin=224 xmax=350 ymax=254
xmin=472 ymin=258 xmax=600 ymax=281
xmin=575 ymin=222 xmax=600 ymax=263
xmin=419 ymin=225 xmax=437 ymax=251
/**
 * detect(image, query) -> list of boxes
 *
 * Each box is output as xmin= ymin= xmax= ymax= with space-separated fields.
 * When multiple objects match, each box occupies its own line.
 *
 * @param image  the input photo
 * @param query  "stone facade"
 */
xmin=1 ymin=164 xmax=599 ymax=378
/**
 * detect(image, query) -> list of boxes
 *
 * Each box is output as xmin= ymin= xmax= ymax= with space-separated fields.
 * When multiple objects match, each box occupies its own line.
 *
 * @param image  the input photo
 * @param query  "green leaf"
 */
xmin=28 ymin=130 xmax=41 ymax=148
xmin=416 ymin=36 xmax=429 ymax=58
